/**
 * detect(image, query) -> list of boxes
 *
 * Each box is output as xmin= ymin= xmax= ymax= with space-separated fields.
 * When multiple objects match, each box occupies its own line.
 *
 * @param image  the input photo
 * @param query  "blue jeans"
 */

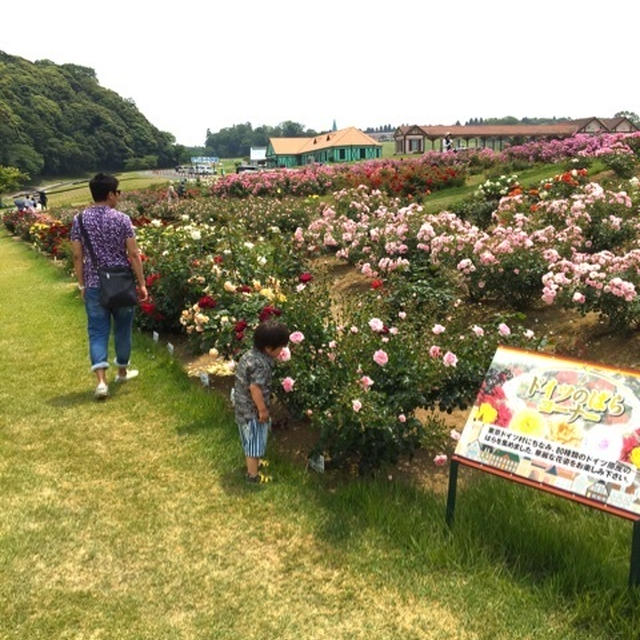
xmin=84 ymin=287 xmax=135 ymax=371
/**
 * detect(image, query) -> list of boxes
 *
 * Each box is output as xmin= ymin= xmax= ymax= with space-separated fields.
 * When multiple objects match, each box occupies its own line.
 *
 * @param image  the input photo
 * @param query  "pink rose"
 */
xmin=277 ymin=346 xmax=291 ymax=361
xmin=289 ymin=331 xmax=305 ymax=344
xmin=442 ymin=351 xmax=458 ymax=367
xmin=471 ymin=325 xmax=484 ymax=337
xmin=429 ymin=345 xmax=442 ymax=359
xmin=498 ymin=323 xmax=511 ymax=336
xmin=368 ymin=317 xmax=384 ymax=332
xmin=450 ymin=429 xmax=461 ymax=441
xmin=373 ymin=349 xmax=389 ymax=366
xmin=398 ymin=311 xmax=407 ymax=320
xmin=572 ymin=291 xmax=586 ymax=304
xmin=352 ymin=399 xmax=362 ymax=412
xmin=398 ymin=414 xmax=407 ymax=423
xmin=281 ymin=377 xmax=295 ymax=392
xmin=434 ymin=454 xmax=448 ymax=466
xmin=432 ymin=324 xmax=446 ymax=335
xmin=359 ymin=375 xmax=374 ymax=391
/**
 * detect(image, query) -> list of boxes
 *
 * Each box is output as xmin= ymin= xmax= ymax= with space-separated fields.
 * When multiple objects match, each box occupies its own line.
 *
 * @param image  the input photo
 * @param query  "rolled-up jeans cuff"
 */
xmin=91 ymin=361 xmax=109 ymax=371
xmin=114 ymin=358 xmax=130 ymax=367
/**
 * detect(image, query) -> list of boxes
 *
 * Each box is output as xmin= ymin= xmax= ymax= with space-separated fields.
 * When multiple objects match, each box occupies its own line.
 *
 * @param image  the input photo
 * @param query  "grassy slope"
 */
xmin=42 ymin=172 xmax=169 ymax=209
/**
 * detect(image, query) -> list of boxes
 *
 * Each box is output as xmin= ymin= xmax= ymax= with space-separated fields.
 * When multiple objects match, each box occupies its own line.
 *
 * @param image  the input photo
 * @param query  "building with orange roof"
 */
xmin=266 ymin=127 xmax=382 ymax=167
xmin=394 ymin=117 xmax=639 ymax=154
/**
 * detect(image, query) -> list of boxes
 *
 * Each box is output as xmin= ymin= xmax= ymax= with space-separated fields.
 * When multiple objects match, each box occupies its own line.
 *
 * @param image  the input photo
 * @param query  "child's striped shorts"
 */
xmin=237 ymin=418 xmax=270 ymax=457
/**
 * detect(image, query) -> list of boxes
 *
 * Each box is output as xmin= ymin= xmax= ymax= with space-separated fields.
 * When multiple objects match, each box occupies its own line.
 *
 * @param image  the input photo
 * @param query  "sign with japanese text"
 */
xmin=190 ymin=156 xmax=219 ymax=164
xmin=455 ymin=346 xmax=640 ymax=517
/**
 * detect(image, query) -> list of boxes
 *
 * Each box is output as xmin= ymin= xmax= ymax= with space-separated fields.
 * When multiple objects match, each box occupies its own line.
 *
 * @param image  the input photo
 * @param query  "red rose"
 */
xmin=370 ymin=279 xmax=383 ymax=290
xmin=140 ymin=301 xmax=156 ymax=315
xmin=238 ymin=285 xmax=252 ymax=293
xmin=235 ymin=331 xmax=245 ymax=341
xmin=198 ymin=295 xmax=217 ymax=309
xmin=145 ymin=273 xmax=161 ymax=287
xmin=259 ymin=305 xmax=282 ymax=322
xmin=213 ymin=255 xmax=224 ymax=264
xmin=299 ymin=272 xmax=313 ymax=283
xmin=235 ymin=320 xmax=248 ymax=332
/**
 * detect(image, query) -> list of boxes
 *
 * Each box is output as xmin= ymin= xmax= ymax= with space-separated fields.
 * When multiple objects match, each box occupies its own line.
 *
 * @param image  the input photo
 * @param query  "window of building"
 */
xmin=360 ymin=148 xmax=366 ymax=159
xmin=339 ymin=148 xmax=346 ymax=160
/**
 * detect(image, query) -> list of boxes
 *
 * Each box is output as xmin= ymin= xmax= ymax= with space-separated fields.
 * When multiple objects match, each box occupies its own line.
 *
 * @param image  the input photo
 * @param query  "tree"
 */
xmin=0 ymin=49 xmax=182 ymax=177
xmin=0 ymin=164 xmax=28 ymax=193
xmin=614 ymin=111 xmax=640 ymax=125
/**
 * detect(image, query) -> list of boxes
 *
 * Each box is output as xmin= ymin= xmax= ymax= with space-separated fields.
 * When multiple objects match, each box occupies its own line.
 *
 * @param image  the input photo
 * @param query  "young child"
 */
xmin=233 ymin=321 xmax=289 ymax=483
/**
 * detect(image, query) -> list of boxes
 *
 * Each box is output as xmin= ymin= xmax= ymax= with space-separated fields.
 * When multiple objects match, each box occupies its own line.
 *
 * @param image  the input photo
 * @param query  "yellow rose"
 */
xmin=510 ymin=408 xmax=547 ymax=437
xmin=630 ymin=447 xmax=640 ymax=469
xmin=475 ymin=402 xmax=498 ymax=424
xmin=223 ymin=281 xmax=237 ymax=293
xmin=260 ymin=288 xmax=275 ymax=301
xmin=208 ymin=348 xmax=219 ymax=359
xmin=549 ymin=421 xmax=583 ymax=447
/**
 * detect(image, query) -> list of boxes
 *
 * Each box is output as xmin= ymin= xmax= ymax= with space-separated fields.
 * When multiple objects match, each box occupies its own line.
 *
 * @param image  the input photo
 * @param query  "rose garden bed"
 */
xmin=4 ymin=136 xmax=640 ymax=476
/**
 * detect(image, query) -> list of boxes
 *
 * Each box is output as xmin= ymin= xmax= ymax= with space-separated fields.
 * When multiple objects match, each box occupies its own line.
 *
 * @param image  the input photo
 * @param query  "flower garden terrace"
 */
xmin=2 ymin=140 xmax=640 ymax=474
xmin=210 ymin=131 xmax=640 ymax=199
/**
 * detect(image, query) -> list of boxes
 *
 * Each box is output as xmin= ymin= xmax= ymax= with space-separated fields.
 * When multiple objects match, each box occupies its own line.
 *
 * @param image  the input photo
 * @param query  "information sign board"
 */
xmin=455 ymin=346 xmax=640 ymax=518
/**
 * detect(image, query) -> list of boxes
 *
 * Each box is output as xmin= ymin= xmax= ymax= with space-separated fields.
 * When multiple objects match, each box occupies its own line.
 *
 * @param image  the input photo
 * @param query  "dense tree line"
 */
xmin=464 ymin=116 xmax=572 ymax=126
xmin=364 ymin=124 xmax=395 ymax=133
xmin=0 ymin=50 xmax=181 ymax=177
xmin=204 ymin=121 xmax=318 ymax=158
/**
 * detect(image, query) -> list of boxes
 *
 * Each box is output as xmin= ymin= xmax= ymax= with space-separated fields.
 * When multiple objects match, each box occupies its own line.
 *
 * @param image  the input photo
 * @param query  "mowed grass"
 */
xmin=2 ymin=226 xmax=640 ymax=639
xmin=41 ymin=171 xmax=169 ymax=209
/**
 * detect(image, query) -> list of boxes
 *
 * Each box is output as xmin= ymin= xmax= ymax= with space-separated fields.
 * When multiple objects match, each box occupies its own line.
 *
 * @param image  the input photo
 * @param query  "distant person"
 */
xmin=167 ymin=184 xmax=178 ymax=203
xmin=444 ymin=133 xmax=453 ymax=152
xmin=176 ymin=179 xmax=186 ymax=198
xmin=38 ymin=190 xmax=48 ymax=210
xmin=70 ymin=173 xmax=148 ymax=399
xmin=232 ymin=322 xmax=289 ymax=483
xmin=13 ymin=196 xmax=26 ymax=211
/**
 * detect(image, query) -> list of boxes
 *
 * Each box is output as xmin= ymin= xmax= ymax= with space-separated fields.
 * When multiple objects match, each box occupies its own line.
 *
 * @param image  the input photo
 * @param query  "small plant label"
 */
xmin=199 ymin=372 xmax=210 ymax=387
xmin=152 ymin=331 xmax=159 ymax=343
xmin=167 ymin=342 xmax=174 ymax=355
xmin=308 ymin=454 xmax=324 ymax=473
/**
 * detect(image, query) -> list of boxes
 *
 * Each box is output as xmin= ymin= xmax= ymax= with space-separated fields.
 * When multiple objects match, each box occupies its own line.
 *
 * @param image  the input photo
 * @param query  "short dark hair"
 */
xmin=253 ymin=322 xmax=289 ymax=351
xmin=89 ymin=173 xmax=119 ymax=202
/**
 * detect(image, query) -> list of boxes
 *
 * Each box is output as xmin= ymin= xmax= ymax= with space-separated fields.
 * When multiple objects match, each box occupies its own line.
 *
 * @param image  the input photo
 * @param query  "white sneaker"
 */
xmin=95 ymin=381 xmax=109 ymax=398
xmin=115 ymin=369 xmax=139 ymax=383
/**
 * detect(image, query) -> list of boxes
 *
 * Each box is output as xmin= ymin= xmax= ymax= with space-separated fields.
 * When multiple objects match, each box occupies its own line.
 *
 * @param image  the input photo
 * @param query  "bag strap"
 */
xmin=77 ymin=213 xmax=101 ymax=268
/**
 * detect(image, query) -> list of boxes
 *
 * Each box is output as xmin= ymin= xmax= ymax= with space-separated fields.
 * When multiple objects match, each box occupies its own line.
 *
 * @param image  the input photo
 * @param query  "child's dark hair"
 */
xmin=253 ymin=322 xmax=289 ymax=350
xmin=89 ymin=172 xmax=119 ymax=202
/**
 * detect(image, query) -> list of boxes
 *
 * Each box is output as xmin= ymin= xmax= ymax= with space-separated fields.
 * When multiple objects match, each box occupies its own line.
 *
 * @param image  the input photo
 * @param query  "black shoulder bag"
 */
xmin=77 ymin=213 xmax=138 ymax=309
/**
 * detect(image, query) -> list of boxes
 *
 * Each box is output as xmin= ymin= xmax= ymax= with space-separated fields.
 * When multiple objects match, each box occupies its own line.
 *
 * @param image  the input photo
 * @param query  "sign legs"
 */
xmin=629 ymin=520 xmax=640 ymax=587
xmin=446 ymin=459 xmax=459 ymax=528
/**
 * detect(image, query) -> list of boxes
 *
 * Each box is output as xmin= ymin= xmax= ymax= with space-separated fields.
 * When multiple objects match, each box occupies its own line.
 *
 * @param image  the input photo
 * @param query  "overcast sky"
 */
xmin=2 ymin=0 xmax=639 ymax=146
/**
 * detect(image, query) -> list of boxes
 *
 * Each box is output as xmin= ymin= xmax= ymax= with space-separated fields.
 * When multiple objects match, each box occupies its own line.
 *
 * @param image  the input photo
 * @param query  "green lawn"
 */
xmin=2 ymin=225 xmax=640 ymax=639
xmin=41 ymin=171 xmax=169 ymax=209
xmin=422 ymin=161 xmax=607 ymax=213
